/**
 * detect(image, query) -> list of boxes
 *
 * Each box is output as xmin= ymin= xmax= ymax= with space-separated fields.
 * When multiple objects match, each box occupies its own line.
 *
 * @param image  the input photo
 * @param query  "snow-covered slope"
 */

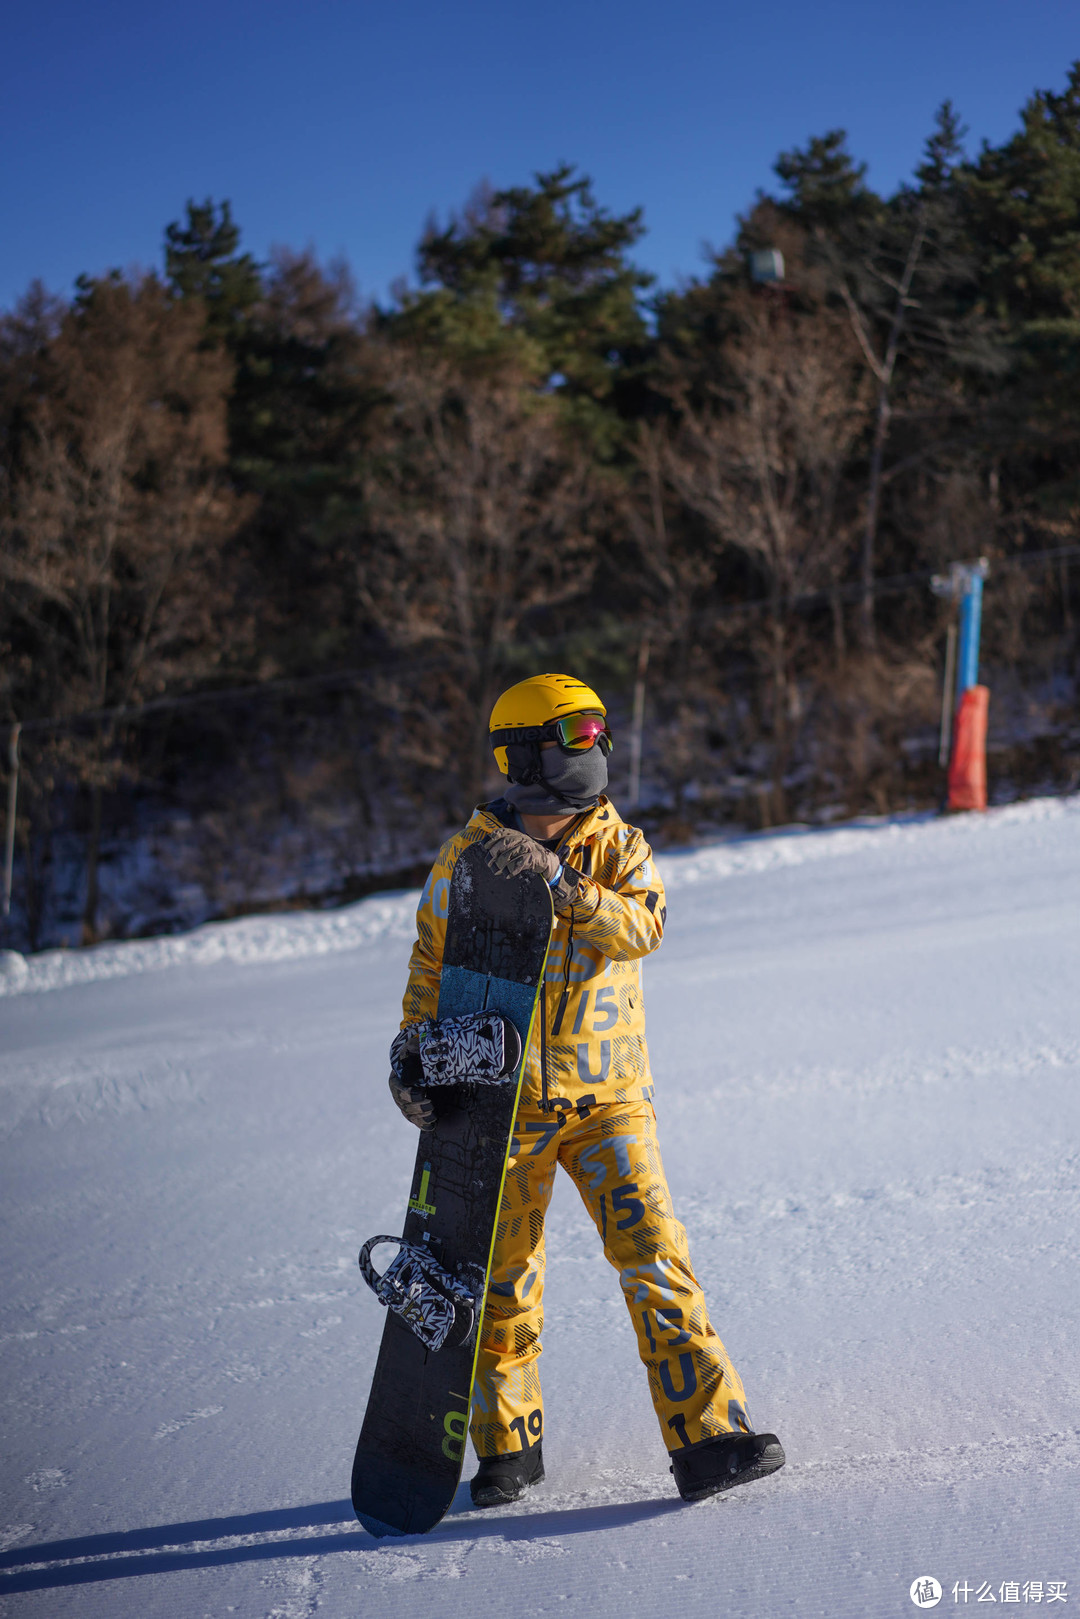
xmin=2 ymin=797 xmax=1078 ymax=1617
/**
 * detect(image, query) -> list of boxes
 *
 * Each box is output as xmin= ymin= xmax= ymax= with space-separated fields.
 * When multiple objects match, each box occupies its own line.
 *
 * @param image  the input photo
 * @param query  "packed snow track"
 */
xmin=2 ymin=798 xmax=1078 ymax=1617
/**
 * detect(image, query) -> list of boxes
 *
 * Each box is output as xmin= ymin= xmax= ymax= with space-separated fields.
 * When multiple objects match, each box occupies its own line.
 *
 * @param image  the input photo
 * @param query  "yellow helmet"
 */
xmin=489 ymin=673 xmax=607 ymax=777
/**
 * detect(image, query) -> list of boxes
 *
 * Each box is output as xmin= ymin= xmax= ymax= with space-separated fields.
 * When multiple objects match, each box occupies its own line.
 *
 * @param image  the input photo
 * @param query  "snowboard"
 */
xmin=351 ymin=838 xmax=554 ymax=1537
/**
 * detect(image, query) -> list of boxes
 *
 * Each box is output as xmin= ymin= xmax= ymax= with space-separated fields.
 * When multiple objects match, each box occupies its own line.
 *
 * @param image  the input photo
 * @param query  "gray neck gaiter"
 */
xmin=503 ymin=744 xmax=609 ymax=815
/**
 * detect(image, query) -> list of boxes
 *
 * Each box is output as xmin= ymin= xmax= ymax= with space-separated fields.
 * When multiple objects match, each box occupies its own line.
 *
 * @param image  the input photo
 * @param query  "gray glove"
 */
xmin=484 ymin=828 xmax=561 ymax=883
xmin=388 ymin=1026 xmax=435 ymax=1129
xmin=484 ymin=828 xmax=586 ymax=914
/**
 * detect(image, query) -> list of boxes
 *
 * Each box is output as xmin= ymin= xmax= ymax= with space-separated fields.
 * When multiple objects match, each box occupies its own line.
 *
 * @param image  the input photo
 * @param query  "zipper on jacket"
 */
xmin=539 ymin=988 xmax=549 ymax=1112
xmin=551 ymin=915 xmax=575 ymax=1039
xmin=544 ymin=821 xmax=587 ymax=1108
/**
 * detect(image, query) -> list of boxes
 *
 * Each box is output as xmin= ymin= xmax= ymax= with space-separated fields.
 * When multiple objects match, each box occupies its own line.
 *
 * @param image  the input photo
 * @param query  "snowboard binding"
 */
xmin=359 ymin=1236 xmax=478 ymax=1353
xmin=416 ymin=1011 xmax=523 ymax=1087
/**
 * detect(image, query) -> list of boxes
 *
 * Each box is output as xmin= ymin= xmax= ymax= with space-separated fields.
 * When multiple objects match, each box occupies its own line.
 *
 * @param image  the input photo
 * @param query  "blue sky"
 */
xmin=2 ymin=0 xmax=1076 ymax=311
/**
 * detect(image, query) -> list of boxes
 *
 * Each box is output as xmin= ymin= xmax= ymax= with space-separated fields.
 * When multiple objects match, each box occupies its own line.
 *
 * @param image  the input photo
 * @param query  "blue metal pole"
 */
xmin=955 ymin=573 xmax=984 ymax=698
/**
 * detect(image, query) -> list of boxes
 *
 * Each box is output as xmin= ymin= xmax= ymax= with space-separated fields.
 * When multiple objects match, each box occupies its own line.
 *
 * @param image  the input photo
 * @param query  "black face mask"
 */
xmin=502 ymin=742 xmax=609 ymax=815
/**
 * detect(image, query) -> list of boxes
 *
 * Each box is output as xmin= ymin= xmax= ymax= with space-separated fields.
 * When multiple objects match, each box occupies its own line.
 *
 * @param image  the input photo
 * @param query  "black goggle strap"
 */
xmin=490 ymin=717 xmax=611 ymax=750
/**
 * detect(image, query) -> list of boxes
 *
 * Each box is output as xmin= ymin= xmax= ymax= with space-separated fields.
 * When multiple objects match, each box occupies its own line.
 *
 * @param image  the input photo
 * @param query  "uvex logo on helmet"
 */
xmin=488 ymin=674 xmax=609 ymax=783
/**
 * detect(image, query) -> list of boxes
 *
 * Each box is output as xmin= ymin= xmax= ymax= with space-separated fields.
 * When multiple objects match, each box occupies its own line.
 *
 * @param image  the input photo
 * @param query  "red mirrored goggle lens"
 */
xmin=551 ymin=713 xmax=613 ymax=751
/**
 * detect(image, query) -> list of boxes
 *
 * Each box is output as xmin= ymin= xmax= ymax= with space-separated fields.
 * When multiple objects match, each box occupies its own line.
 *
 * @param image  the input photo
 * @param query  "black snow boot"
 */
xmin=670 ymin=1430 xmax=785 ymax=1502
xmin=469 ymin=1440 xmax=545 ymax=1507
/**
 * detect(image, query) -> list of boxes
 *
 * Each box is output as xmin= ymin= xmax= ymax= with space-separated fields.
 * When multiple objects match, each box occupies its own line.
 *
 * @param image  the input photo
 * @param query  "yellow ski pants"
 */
xmin=470 ymin=1098 xmax=752 ymax=1459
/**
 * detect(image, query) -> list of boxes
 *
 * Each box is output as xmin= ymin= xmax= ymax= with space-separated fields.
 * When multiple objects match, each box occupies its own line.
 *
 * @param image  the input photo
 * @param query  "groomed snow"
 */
xmin=3 ymin=795 xmax=1074 ymax=1003
xmin=2 ymin=796 xmax=1078 ymax=1617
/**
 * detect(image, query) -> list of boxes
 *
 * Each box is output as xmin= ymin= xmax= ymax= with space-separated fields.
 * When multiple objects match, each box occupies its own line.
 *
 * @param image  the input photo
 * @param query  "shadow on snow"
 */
xmin=0 ymin=1489 xmax=682 ymax=1591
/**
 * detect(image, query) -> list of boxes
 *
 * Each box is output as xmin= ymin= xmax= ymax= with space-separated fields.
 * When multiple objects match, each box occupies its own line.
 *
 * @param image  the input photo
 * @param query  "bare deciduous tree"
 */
xmin=356 ymin=351 xmax=596 ymax=807
xmin=664 ymin=294 xmax=870 ymax=816
xmin=0 ymin=273 xmax=249 ymax=939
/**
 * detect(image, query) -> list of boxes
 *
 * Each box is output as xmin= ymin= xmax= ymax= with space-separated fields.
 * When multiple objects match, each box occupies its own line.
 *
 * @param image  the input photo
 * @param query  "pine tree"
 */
xmin=962 ymin=62 xmax=1080 ymax=327
xmin=388 ymin=165 xmax=652 ymax=452
xmin=164 ymin=199 xmax=262 ymax=337
xmin=773 ymin=130 xmax=881 ymax=235
xmin=767 ymin=111 xmax=1008 ymax=643
xmin=959 ymin=63 xmax=1080 ymax=510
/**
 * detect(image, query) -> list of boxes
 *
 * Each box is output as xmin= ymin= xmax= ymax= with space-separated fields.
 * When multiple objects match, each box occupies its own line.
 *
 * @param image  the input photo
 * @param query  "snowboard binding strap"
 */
xmin=359 ymin=1236 xmax=477 ymax=1353
xmin=417 ymin=1011 xmax=523 ymax=1087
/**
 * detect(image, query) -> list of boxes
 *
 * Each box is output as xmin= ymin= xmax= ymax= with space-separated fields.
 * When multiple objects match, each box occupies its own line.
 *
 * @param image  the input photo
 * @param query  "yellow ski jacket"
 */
xmin=401 ymin=796 xmax=666 ymax=1115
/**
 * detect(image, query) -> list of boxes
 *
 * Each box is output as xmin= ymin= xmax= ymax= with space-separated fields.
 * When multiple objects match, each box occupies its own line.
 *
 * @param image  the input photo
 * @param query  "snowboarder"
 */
xmin=388 ymin=672 xmax=785 ymax=1507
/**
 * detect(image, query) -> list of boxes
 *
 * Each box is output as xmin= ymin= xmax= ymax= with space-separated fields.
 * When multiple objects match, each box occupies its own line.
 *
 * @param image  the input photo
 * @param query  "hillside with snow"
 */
xmin=2 ymin=798 xmax=1078 ymax=1617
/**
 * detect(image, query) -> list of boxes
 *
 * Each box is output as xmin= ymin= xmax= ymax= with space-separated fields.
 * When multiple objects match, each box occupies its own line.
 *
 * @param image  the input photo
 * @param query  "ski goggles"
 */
xmin=490 ymin=711 xmax=613 ymax=754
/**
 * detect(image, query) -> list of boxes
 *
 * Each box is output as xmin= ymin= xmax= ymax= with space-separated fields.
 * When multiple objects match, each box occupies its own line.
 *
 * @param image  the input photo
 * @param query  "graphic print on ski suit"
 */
xmin=403 ymin=797 xmax=663 ymax=1114
xmin=399 ymin=796 xmax=753 ymax=1457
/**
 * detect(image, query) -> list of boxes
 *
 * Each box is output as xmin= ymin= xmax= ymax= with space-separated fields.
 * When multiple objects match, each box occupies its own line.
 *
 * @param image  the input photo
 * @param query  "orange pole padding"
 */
xmin=947 ymin=684 xmax=990 ymax=812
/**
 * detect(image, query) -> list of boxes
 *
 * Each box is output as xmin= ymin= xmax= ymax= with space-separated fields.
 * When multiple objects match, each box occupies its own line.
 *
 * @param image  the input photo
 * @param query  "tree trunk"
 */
xmin=842 ymin=214 xmax=927 ymax=651
xmin=628 ymin=636 xmax=650 ymax=807
xmin=769 ymin=612 xmax=790 ymax=825
xmin=858 ymin=392 xmax=891 ymax=650
xmin=81 ymin=781 xmax=104 ymax=946
xmin=831 ymin=585 xmax=847 ymax=657
xmin=21 ymin=818 xmax=41 ymax=955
